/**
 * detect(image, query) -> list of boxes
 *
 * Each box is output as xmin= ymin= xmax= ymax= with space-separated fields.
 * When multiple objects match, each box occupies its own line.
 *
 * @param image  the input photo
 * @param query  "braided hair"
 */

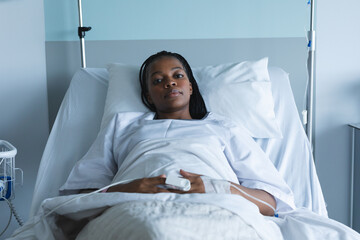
xmin=139 ymin=51 xmax=207 ymax=119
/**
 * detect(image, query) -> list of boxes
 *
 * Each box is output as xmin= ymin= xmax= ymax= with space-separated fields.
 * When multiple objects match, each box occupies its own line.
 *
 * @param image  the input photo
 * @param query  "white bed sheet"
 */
xmin=30 ymin=68 xmax=108 ymax=217
xmin=13 ymin=192 xmax=360 ymax=240
xmin=255 ymin=68 xmax=327 ymax=216
xmin=30 ymin=66 xmax=326 ymax=217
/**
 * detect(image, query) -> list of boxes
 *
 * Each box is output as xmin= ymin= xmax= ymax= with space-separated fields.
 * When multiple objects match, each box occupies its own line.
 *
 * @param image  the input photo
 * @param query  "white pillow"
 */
xmin=102 ymin=58 xmax=282 ymax=138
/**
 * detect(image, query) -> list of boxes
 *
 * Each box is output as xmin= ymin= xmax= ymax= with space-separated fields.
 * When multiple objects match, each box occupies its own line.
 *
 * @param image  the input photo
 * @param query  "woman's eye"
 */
xmin=175 ymin=74 xmax=184 ymax=78
xmin=153 ymin=79 xmax=162 ymax=84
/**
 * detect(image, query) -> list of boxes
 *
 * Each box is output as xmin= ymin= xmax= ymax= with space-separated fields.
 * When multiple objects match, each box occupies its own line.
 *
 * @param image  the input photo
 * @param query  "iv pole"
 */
xmin=306 ymin=0 xmax=316 ymax=148
xmin=77 ymin=0 xmax=91 ymax=68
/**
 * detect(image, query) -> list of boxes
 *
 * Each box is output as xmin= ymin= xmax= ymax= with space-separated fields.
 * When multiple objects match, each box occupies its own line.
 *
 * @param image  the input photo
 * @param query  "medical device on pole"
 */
xmin=0 ymin=140 xmax=24 ymax=237
xmin=77 ymin=0 xmax=91 ymax=68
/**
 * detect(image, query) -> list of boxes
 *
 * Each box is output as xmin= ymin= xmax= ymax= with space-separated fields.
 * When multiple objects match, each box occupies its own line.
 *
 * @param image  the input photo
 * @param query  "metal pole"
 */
xmin=306 ymin=0 xmax=316 ymax=147
xmin=350 ymin=127 xmax=355 ymax=228
xmin=77 ymin=0 xmax=86 ymax=68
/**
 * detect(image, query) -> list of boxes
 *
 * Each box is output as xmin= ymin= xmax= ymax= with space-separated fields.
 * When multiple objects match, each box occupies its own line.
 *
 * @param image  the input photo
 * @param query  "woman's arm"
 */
xmin=79 ymin=189 xmax=97 ymax=194
xmin=178 ymin=170 xmax=276 ymax=216
xmin=229 ymin=182 xmax=276 ymax=216
xmin=107 ymin=175 xmax=169 ymax=193
xmin=79 ymin=175 xmax=169 ymax=194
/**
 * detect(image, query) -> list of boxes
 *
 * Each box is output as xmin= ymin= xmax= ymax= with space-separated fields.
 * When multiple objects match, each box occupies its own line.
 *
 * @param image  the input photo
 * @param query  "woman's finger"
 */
xmin=148 ymin=175 xmax=167 ymax=185
xmin=179 ymin=169 xmax=201 ymax=178
xmin=155 ymin=187 xmax=171 ymax=193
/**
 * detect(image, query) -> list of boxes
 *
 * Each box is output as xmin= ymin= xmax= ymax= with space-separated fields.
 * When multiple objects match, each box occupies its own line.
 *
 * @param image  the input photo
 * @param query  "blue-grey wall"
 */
xmin=44 ymin=0 xmax=309 ymax=41
xmin=43 ymin=0 xmax=311 ymax=128
xmin=0 ymin=0 xmax=49 ymax=238
xmin=315 ymin=0 xmax=360 ymax=229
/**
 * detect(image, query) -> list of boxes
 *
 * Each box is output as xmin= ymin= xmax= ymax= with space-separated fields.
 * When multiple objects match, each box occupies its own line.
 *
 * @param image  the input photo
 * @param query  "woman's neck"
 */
xmin=155 ymin=111 xmax=192 ymax=120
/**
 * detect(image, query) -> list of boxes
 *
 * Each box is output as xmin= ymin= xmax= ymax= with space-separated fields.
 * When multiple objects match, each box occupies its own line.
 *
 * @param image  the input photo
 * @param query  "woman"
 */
xmin=60 ymin=51 xmax=295 ymax=216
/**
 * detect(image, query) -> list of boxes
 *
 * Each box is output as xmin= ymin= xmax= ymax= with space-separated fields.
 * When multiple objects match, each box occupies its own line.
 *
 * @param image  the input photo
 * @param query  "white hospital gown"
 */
xmin=60 ymin=112 xmax=296 ymax=213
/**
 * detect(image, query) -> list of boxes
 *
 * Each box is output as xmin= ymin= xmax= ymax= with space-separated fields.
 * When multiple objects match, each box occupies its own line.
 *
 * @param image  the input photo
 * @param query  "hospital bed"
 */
xmin=8 ymin=58 xmax=360 ymax=239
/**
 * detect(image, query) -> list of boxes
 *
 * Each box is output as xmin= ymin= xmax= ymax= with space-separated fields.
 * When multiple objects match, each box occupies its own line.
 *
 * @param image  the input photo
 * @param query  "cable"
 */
xmin=0 ymin=197 xmax=13 ymax=238
xmin=11 ymin=177 xmax=278 ymax=238
xmin=7 ymin=199 xmax=24 ymax=226
xmin=230 ymin=183 xmax=277 ymax=216
xmin=42 ymin=178 xmax=137 ymax=220
xmin=10 ymin=178 xmax=139 ymax=238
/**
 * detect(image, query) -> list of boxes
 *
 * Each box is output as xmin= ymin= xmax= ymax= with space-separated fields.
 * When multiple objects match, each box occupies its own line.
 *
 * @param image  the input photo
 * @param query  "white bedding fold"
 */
xmin=113 ymin=137 xmax=239 ymax=184
xmin=9 ymin=193 xmax=360 ymax=240
xmin=9 ymin=193 xmax=281 ymax=240
xmin=76 ymin=201 xmax=262 ymax=240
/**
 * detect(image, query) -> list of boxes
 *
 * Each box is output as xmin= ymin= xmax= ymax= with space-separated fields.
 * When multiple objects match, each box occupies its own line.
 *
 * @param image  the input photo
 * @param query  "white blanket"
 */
xmin=76 ymin=201 xmax=262 ymax=240
xmin=112 ymin=137 xmax=239 ymax=184
xmin=10 ymin=193 xmax=280 ymax=240
xmin=9 ymin=193 xmax=360 ymax=240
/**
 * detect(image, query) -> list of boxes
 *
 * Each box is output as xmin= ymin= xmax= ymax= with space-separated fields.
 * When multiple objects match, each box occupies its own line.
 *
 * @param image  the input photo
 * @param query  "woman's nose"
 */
xmin=164 ymin=79 xmax=177 ymax=88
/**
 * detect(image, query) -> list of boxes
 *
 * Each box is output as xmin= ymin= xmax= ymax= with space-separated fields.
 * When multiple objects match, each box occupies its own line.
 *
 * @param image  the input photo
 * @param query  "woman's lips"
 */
xmin=165 ymin=89 xmax=183 ymax=98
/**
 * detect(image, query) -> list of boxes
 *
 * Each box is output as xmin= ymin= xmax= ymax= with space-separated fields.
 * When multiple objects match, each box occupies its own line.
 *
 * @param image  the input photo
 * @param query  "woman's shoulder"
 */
xmin=206 ymin=112 xmax=252 ymax=136
xmin=114 ymin=112 xmax=155 ymax=122
xmin=111 ymin=112 xmax=155 ymax=130
xmin=205 ymin=112 xmax=237 ymax=126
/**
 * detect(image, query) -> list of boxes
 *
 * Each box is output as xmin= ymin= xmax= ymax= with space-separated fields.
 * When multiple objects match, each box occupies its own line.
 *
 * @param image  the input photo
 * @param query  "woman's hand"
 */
xmin=168 ymin=169 xmax=205 ymax=194
xmin=107 ymin=175 xmax=170 ymax=194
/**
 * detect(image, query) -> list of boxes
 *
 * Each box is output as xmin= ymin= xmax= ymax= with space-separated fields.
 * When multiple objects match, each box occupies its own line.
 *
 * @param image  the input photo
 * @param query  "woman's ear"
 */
xmin=189 ymin=83 xmax=193 ymax=95
xmin=146 ymin=93 xmax=153 ymax=104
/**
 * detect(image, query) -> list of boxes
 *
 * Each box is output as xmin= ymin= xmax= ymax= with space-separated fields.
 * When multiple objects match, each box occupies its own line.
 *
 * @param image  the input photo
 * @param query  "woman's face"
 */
xmin=146 ymin=56 xmax=193 ymax=116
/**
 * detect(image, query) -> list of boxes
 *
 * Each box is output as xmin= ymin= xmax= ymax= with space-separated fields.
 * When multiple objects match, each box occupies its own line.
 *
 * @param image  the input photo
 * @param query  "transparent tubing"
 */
xmin=9 ymin=178 xmax=138 ymax=236
xmin=230 ymin=183 xmax=276 ymax=216
xmin=13 ymin=178 xmax=279 ymax=236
